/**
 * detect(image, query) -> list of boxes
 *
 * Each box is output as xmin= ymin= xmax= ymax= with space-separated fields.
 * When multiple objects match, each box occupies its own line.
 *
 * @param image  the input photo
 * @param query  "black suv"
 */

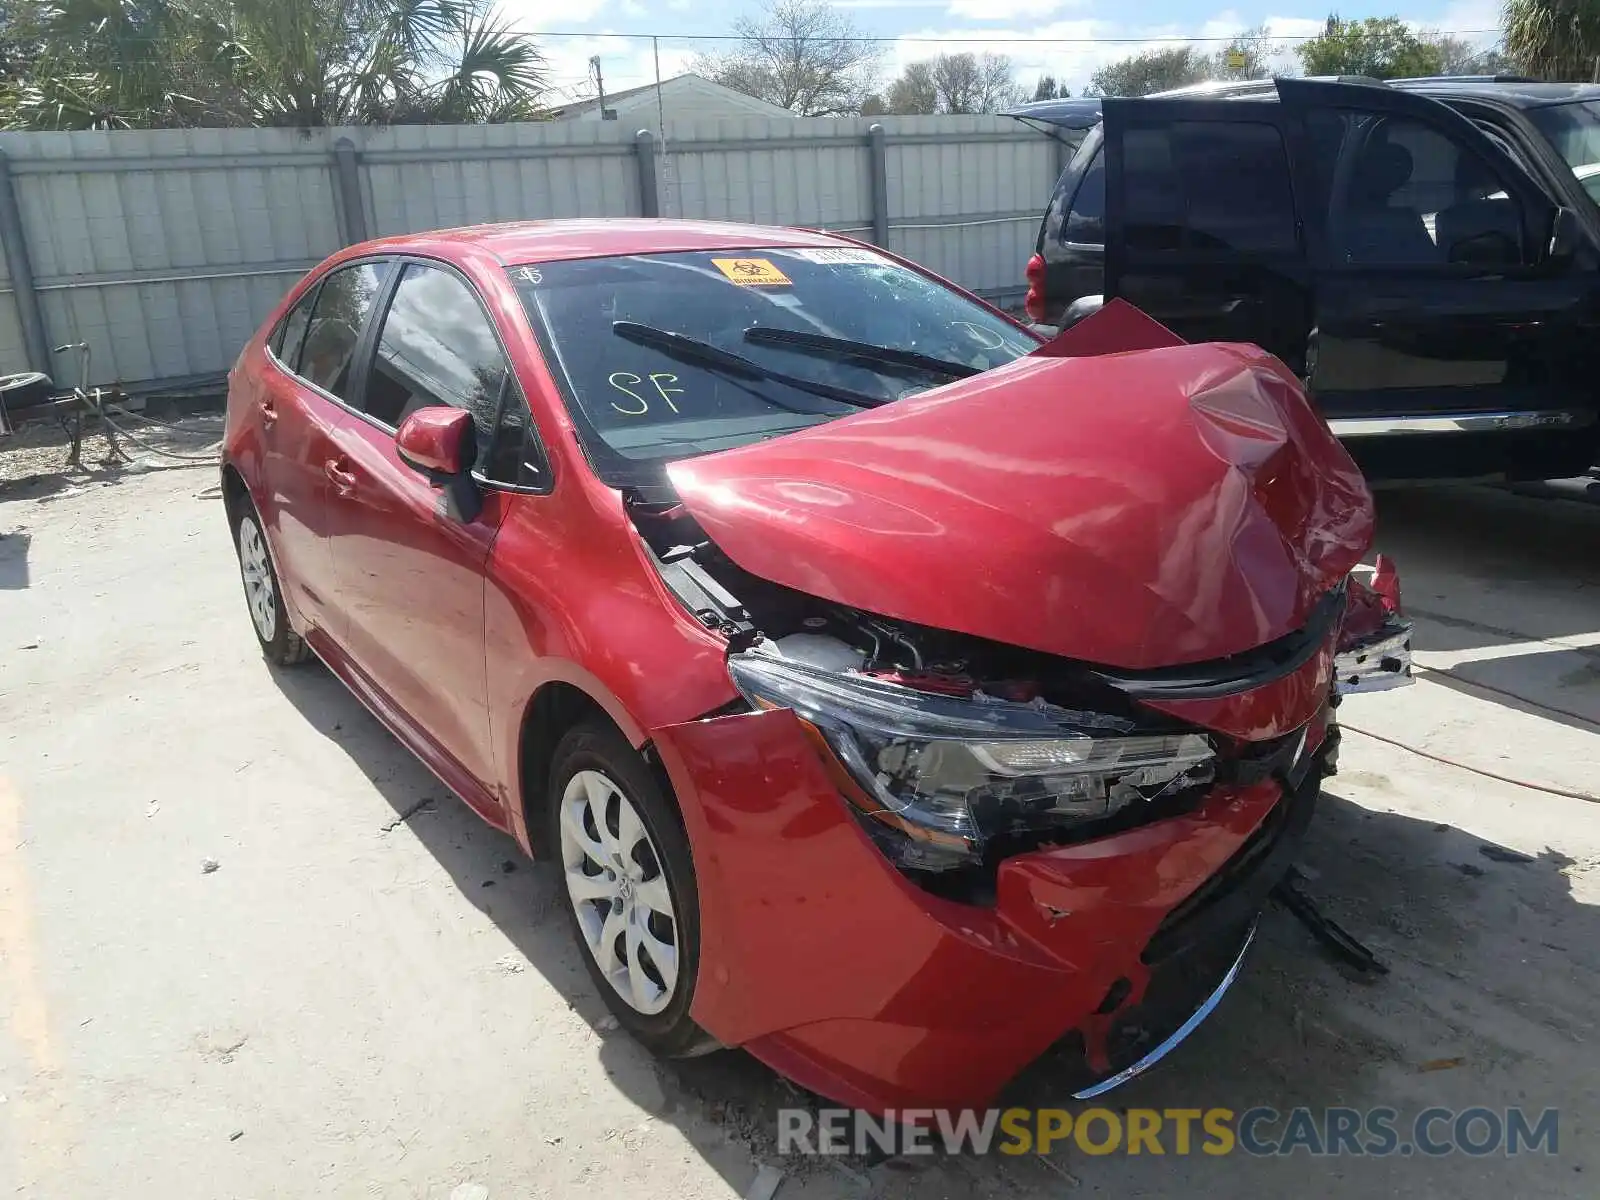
xmin=1012 ymin=76 xmax=1600 ymax=482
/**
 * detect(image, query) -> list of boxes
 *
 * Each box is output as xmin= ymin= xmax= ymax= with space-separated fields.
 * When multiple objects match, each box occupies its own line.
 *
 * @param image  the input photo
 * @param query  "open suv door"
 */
xmin=1097 ymin=78 xmax=1600 ymax=482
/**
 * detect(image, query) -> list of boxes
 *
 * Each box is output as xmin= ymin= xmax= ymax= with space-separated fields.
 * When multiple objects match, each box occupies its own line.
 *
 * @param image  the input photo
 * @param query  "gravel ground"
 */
xmin=1 ymin=464 xmax=1597 ymax=1199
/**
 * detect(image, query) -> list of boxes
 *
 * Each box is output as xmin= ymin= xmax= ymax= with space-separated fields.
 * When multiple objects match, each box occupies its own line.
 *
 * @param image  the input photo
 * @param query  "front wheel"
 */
xmin=232 ymin=500 xmax=310 ymax=667
xmin=548 ymin=721 xmax=714 ymax=1057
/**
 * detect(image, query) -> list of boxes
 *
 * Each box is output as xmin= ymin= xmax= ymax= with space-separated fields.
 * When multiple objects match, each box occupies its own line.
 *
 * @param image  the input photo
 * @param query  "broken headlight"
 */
xmin=729 ymin=653 xmax=1215 ymax=870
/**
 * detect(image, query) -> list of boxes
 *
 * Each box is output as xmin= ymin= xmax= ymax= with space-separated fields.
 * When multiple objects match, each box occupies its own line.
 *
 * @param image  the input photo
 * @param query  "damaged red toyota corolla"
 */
xmin=220 ymin=220 xmax=1413 ymax=1112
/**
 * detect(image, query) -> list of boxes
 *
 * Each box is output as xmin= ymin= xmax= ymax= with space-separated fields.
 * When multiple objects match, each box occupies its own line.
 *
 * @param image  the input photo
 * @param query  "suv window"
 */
xmin=1306 ymin=111 xmax=1524 ymax=267
xmin=271 ymin=285 xmax=319 ymax=372
xmin=300 ymin=262 xmax=385 ymax=400
xmin=1123 ymin=121 xmax=1297 ymax=254
xmin=1063 ymin=149 xmax=1105 ymax=244
xmin=366 ymin=262 xmax=538 ymax=486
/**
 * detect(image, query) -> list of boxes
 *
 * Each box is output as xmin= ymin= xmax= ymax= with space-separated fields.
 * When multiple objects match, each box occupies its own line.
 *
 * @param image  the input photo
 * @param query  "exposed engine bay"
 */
xmin=629 ymin=498 xmax=1345 ymax=903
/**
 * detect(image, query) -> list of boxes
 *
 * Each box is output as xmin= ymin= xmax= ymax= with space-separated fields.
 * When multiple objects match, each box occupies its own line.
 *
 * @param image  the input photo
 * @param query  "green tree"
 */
xmin=3 ymin=0 xmax=549 ymax=130
xmin=1085 ymin=46 xmax=1214 ymax=97
xmin=1032 ymin=74 xmax=1067 ymax=100
xmin=1504 ymin=0 xmax=1600 ymax=80
xmin=1296 ymin=15 xmax=1444 ymax=79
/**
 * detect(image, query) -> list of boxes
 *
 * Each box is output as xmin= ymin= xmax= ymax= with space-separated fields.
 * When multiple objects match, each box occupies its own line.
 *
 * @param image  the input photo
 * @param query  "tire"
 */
xmin=231 ymin=498 xmax=311 ymax=667
xmin=547 ymin=720 xmax=715 ymax=1058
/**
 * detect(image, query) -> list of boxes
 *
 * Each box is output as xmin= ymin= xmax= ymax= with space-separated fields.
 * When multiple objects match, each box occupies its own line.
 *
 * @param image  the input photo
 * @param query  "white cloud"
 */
xmin=498 ymin=0 xmax=610 ymax=23
xmin=620 ymin=0 xmax=648 ymax=14
xmin=830 ymin=0 xmax=1083 ymax=13
xmin=946 ymin=0 xmax=1084 ymax=19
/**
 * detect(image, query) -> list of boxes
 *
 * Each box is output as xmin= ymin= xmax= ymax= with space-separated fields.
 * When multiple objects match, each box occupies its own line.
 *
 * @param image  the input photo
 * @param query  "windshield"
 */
xmin=1528 ymin=100 xmax=1600 ymax=206
xmin=510 ymin=247 xmax=1038 ymax=488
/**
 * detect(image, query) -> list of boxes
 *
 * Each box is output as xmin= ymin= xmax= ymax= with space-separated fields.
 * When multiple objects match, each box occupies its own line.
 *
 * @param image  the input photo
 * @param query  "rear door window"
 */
xmin=1063 ymin=149 xmax=1106 ymax=245
xmin=270 ymin=285 xmax=319 ymax=372
xmin=1124 ymin=121 xmax=1298 ymax=254
xmin=299 ymin=262 xmax=386 ymax=401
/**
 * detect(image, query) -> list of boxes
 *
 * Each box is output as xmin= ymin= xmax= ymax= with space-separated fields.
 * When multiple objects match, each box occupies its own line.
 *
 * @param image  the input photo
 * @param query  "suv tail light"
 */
xmin=1024 ymin=253 xmax=1047 ymax=323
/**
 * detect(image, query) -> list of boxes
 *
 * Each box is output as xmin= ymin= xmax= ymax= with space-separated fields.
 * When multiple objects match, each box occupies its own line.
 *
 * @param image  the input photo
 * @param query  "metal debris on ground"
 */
xmin=492 ymin=953 xmax=525 ymax=974
xmin=1420 ymin=1057 xmax=1466 ymax=1072
xmin=744 ymin=1163 xmax=785 ymax=1200
xmin=1274 ymin=865 xmax=1389 ymax=975
xmin=229 ymin=1130 xmax=244 ymax=1141
xmin=201 ymin=858 xmax=220 ymax=874
xmin=595 ymin=1015 xmax=620 ymax=1032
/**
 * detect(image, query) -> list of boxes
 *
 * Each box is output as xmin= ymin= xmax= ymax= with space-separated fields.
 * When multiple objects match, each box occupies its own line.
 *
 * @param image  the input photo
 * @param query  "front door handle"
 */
xmin=324 ymin=457 xmax=357 ymax=496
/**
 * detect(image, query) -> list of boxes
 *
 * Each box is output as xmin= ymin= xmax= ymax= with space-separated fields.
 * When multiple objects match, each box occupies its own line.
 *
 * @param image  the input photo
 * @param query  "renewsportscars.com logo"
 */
xmin=777 ymin=1106 xmax=1560 ymax=1158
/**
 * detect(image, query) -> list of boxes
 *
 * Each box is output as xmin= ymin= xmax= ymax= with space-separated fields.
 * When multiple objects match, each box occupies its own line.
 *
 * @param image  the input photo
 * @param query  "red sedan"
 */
xmin=221 ymin=219 xmax=1411 ymax=1112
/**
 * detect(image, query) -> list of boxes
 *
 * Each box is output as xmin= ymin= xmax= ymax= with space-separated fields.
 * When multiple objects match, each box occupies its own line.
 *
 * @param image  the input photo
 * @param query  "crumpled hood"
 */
xmin=666 ymin=342 xmax=1374 ymax=670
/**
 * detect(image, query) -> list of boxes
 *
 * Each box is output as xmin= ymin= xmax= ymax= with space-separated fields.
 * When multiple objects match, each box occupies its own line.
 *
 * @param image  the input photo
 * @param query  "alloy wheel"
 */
xmin=237 ymin=515 xmax=278 ymax=643
xmin=559 ymin=769 xmax=679 ymax=1016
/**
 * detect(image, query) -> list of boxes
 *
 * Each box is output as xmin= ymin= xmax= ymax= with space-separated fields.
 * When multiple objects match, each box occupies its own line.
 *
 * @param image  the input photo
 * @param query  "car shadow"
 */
xmin=267 ymin=662 xmax=1600 ymax=1198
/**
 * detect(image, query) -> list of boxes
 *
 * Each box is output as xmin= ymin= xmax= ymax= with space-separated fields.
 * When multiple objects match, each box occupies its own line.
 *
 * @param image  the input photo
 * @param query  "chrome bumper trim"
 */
xmin=1071 ymin=923 xmax=1257 ymax=1101
xmin=1335 ymin=620 xmax=1415 ymax=695
xmin=1329 ymin=410 xmax=1596 ymax=438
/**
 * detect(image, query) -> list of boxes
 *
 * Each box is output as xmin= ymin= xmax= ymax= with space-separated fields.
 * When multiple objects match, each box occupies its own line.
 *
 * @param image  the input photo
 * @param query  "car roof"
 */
xmin=350 ymin=218 xmax=854 ymax=267
xmin=1006 ymin=76 xmax=1600 ymax=129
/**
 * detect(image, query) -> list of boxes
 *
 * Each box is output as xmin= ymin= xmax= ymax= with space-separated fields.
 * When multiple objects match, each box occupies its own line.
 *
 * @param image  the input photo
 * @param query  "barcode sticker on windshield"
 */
xmin=711 ymin=258 xmax=792 ymax=287
xmin=790 ymin=248 xmax=885 ymax=266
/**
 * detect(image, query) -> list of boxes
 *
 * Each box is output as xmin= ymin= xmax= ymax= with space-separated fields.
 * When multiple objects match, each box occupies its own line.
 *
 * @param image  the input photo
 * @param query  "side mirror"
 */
xmin=397 ymin=406 xmax=474 ymax=477
xmin=396 ymin=406 xmax=482 ymax=522
xmin=1547 ymin=206 xmax=1583 ymax=264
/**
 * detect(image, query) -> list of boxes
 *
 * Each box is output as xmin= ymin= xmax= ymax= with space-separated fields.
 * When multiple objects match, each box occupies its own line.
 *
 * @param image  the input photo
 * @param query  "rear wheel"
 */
xmin=548 ymin=721 xmax=714 ymax=1057
xmin=232 ymin=500 xmax=310 ymax=667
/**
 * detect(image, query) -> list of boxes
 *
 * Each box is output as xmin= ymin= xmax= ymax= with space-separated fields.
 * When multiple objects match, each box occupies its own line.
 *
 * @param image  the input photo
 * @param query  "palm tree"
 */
xmin=1504 ymin=0 xmax=1600 ymax=81
xmin=1 ymin=0 xmax=549 ymax=129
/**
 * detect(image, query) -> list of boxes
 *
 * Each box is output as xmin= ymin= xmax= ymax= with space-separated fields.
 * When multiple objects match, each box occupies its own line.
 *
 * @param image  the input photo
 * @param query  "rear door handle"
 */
xmin=259 ymin=398 xmax=278 ymax=428
xmin=324 ymin=457 xmax=357 ymax=496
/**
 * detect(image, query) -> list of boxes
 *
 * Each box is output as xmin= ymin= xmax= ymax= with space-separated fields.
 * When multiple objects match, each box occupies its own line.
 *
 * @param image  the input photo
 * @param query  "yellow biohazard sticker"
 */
xmin=711 ymin=258 xmax=792 ymax=287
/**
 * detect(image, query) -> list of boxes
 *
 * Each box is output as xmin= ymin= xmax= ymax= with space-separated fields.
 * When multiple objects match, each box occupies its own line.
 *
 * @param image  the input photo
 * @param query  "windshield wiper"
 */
xmin=743 ymin=326 xmax=982 ymax=380
xmin=612 ymin=321 xmax=887 ymax=410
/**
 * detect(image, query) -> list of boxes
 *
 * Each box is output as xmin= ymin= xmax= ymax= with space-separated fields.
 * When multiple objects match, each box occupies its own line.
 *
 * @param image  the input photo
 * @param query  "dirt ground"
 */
xmin=2 ymin=434 xmax=1598 ymax=1198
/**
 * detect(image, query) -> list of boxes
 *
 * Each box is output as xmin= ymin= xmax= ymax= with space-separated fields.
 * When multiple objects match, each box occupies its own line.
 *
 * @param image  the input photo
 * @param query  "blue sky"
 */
xmin=500 ymin=0 xmax=1503 ymax=104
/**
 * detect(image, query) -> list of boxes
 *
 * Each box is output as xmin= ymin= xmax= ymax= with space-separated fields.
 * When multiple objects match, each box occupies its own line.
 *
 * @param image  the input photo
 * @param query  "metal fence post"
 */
xmin=866 ymin=124 xmax=889 ymax=248
xmin=635 ymin=130 xmax=660 ymax=218
xmin=332 ymin=137 xmax=369 ymax=245
xmin=0 ymin=149 xmax=50 ymax=373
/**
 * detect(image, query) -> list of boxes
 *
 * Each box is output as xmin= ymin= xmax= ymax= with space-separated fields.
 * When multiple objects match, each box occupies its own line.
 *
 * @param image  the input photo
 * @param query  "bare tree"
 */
xmin=691 ymin=0 xmax=883 ymax=116
xmin=1427 ymin=32 xmax=1510 ymax=74
xmin=877 ymin=52 xmax=1022 ymax=115
xmin=933 ymin=52 xmax=1022 ymax=113
xmin=1212 ymin=25 xmax=1281 ymax=80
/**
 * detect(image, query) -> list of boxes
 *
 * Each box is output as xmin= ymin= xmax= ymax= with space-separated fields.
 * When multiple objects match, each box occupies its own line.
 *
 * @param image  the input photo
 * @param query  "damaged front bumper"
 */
xmin=1334 ymin=619 xmax=1414 ymax=695
xmin=652 ymin=702 xmax=1329 ymax=1113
